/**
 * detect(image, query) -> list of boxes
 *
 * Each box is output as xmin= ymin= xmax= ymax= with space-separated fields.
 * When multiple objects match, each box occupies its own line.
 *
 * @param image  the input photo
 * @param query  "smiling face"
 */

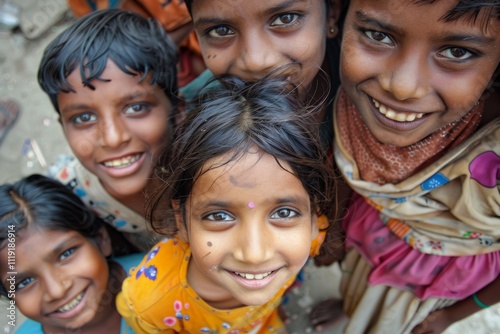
xmin=190 ymin=0 xmax=336 ymax=97
xmin=178 ymin=150 xmax=316 ymax=309
xmin=57 ymin=60 xmax=172 ymax=202
xmin=0 ymin=227 xmax=112 ymax=332
xmin=340 ymin=0 xmax=500 ymax=147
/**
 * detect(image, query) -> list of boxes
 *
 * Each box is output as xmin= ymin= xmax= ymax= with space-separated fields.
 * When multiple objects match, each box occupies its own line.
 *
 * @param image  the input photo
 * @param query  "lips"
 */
xmin=102 ymin=154 xmax=141 ymax=168
xmin=372 ymin=98 xmax=424 ymax=122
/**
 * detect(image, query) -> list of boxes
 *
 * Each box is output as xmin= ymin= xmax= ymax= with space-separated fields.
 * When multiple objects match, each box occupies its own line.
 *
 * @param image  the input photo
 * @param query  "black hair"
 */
xmin=38 ymin=9 xmax=178 ymax=113
xmin=0 ymin=174 xmax=103 ymax=297
xmin=150 ymin=75 xmax=336 ymax=236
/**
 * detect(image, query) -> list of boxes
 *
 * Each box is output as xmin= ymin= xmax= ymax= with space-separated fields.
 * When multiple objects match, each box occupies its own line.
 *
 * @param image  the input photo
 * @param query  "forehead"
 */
xmin=347 ymin=0 xmax=500 ymax=36
xmin=191 ymin=0 xmax=325 ymax=18
xmin=195 ymin=150 xmax=296 ymax=190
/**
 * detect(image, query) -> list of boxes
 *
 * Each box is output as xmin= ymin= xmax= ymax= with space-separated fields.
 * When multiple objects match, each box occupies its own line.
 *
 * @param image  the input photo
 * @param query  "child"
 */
xmin=311 ymin=1 xmax=500 ymax=333
xmin=116 ymin=76 xmax=335 ymax=333
xmin=184 ymin=0 xmax=342 ymax=144
xmin=183 ymin=0 xmax=348 ymax=268
xmin=0 ymin=174 xmax=145 ymax=334
xmin=37 ymin=9 xmax=179 ymax=252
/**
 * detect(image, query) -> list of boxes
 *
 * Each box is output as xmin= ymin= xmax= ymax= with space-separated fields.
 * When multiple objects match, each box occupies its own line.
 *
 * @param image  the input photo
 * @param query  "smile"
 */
xmin=234 ymin=271 xmax=272 ymax=280
xmin=57 ymin=292 xmax=84 ymax=313
xmin=102 ymin=154 xmax=141 ymax=168
xmin=372 ymin=98 xmax=424 ymax=122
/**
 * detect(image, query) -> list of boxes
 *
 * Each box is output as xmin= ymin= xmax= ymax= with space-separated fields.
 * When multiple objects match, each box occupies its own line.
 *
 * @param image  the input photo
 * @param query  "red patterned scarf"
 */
xmin=336 ymin=89 xmax=484 ymax=185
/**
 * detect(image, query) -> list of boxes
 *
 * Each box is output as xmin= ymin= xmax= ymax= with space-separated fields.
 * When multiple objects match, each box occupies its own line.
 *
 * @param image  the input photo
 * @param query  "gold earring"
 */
xmin=330 ymin=27 xmax=335 ymax=34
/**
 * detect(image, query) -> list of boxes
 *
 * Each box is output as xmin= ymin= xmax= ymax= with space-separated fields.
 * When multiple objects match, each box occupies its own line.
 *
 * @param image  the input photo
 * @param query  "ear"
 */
xmin=172 ymin=199 xmax=189 ymax=242
xmin=326 ymin=0 xmax=342 ymax=39
xmin=96 ymin=226 xmax=113 ymax=258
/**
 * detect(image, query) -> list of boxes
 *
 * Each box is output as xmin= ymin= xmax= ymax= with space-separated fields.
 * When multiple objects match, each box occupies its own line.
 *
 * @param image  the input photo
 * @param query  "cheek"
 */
xmin=147 ymin=123 xmax=169 ymax=151
xmin=64 ymin=130 xmax=96 ymax=160
xmin=436 ymin=74 xmax=489 ymax=114
xmin=203 ymin=54 xmax=230 ymax=76
xmin=82 ymin=250 xmax=110 ymax=289
xmin=191 ymin=238 xmax=223 ymax=270
xmin=340 ymin=32 xmax=381 ymax=84
xmin=16 ymin=294 xmax=41 ymax=319
xmin=282 ymin=228 xmax=313 ymax=266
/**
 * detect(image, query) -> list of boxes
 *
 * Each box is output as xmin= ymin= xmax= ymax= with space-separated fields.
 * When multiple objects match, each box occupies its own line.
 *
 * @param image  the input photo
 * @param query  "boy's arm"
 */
xmin=411 ymin=275 xmax=500 ymax=334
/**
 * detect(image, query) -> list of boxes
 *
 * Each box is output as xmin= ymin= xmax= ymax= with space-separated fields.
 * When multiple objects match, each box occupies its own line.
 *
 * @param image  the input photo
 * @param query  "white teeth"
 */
xmin=235 ymin=271 xmax=272 ymax=280
xmin=58 ymin=292 xmax=84 ymax=313
xmin=103 ymin=154 xmax=141 ymax=168
xmin=372 ymin=99 xmax=424 ymax=122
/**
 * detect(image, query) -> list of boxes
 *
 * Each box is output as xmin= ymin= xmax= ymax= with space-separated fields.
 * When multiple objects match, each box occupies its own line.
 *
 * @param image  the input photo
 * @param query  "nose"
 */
xmin=236 ymin=31 xmax=281 ymax=79
xmin=379 ymin=51 xmax=430 ymax=101
xmin=233 ymin=219 xmax=274 ymax=264
xmin=99 ymin=114 xmax=131 ymax=148
xmin=43 ymin=270 xmax=71 ymax=302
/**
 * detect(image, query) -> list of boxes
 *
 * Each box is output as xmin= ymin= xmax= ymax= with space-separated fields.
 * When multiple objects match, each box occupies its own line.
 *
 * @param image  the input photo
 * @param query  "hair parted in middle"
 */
xmin=149 ymin=74 xmax=336 ymax=236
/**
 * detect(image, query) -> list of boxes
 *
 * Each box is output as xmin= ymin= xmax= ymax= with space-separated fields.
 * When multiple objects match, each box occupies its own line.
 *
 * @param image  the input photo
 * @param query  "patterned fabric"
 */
xmin=333 ymin=88 xmax=500 ymax=332
xmin=49 ymin=154 xmax=162 ymax=251
xmin=335 ymin=97 xmax=500 ymax=256
xmin=334 ymin=87 xmax=500 ymax=333
xmin=117 ymin=238 xmax=291 ymax=333
xmin=336 ymin=89 xmax=483 ymax=185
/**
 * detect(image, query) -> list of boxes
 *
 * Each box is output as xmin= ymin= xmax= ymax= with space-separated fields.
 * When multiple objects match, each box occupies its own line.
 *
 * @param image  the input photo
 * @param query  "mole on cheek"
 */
xmin=207 ymin=241 xmax=212 ymax=247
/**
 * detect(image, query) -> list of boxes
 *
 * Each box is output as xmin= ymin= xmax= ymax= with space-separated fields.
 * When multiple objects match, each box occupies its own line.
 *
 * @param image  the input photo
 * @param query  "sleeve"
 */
xmin=116 ymin=278 xmax=167 ymax=334
xmin=116 ymin=241 xmax=182 ymax=333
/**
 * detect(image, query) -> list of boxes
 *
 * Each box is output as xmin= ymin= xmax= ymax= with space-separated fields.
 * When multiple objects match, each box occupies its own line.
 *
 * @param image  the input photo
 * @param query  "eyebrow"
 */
xmin=194 ymin=195 xmax=310 ymax=211
xmin=263 ymin=0 xmax=308 ymax=17
xmin=355 ymin=11 xmax=496 ymax=46
xmin=194 ymin=0 xmax=307 ymax=27
xmin=49 ymin=236 xmax=80 ymax=259
xmin=437 ymin=32 xmax=495 ymax=46
xmin=112 ymin=91 xmax=155 ymax=106
xmin=60 ymin=91 xmax=153 ymax=114
xmin=355 ymin=11 xmax=404 ymax=35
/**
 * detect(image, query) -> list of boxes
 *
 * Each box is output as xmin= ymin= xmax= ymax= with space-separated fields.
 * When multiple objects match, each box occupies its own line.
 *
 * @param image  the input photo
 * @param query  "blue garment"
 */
xmin=15 ymin=253 xmax=145 ymax=334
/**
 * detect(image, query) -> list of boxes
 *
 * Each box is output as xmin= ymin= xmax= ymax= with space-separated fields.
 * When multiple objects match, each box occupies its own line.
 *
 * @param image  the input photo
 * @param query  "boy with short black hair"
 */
xmin=38 ymin=8 xmax=179 ymax=251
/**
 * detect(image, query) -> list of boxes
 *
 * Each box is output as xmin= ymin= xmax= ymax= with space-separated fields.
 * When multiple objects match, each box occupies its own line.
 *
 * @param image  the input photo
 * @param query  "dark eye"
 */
xmin=364 ymin=30 xmax=392 ymax=44
xmin=439 ymin=47 xmax=474 ymax=60
xmin=205 ymin=212 xmax=234 ymax=221
xmin=60 ymin=247 xmax=76 ymax=260
xmin=125 ymin=103 xmax=148 ymax=114
xmin=207 ymin=25 xmax=234 ymax=38
xmin=271 ymin=14 xmax=299 ymax=26
xmin=73 ymin=113 xmax=96 ymax=124
xmin=16 ymin=277 xmax=35 ymax=290
xmin=270 ymin=208 xmax=299 ymax=219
